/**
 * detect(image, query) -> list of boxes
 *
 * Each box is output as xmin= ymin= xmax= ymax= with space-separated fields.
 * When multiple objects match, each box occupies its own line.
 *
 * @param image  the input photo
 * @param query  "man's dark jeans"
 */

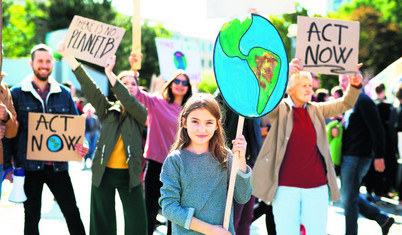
xmin=24 ymin=165 xmax=85 ymax=235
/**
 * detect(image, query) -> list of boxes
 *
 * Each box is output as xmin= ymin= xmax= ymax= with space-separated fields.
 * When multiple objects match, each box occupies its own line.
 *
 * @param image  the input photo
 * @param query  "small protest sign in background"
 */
xmin=155 ymin=38 xmax=202 ymax=83
xmin=27 ymin=113 xmax=85 ymax=162
xmin=296 ymin=16 xmax=360 ymax=75
xmin=64 ymin=15 xmax=126 ymax=67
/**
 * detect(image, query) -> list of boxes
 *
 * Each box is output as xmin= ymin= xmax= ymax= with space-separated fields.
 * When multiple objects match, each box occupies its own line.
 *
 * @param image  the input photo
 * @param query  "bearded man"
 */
xmin=3 ymin=44 xmax=88 ymax=235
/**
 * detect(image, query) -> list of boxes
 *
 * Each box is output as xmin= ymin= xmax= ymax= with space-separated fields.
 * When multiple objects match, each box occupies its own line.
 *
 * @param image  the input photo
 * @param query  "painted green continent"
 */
xmin=219 ymin=17 xmax=252 ymax=59
xmin=247 ymin=48 xmax=281 ymax=114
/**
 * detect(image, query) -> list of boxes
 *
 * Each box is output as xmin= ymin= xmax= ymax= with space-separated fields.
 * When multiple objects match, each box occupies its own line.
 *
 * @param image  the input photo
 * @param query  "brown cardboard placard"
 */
xmin=64 ymin=15 xmax=126 ymax=67
xmin=27 ymin=113 xmax=85 ymax=162
xmin=295 ymin=16 xmax=360 ymax=75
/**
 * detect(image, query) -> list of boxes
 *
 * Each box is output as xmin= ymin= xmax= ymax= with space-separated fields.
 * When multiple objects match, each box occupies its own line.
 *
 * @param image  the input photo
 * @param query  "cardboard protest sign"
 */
xmin=207 ymin=0 xmax=295 ymax=18
xmin=296 ymin=16 xmax=360 ymax=75
xmin=27 ymin=113 xmax=85 ymax=162
xmin=64 ymin=15 xmax=126 ymax=67
xmin=155 ymin=38 xmax=202 ymax=83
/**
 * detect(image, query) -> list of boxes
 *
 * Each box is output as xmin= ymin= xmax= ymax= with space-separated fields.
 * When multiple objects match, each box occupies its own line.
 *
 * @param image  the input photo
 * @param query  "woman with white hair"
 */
xmin=252 ymin=59 xmax=363 ymax=235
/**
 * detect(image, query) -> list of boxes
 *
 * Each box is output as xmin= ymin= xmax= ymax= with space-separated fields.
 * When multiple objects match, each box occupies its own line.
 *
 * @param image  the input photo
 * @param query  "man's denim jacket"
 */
xmin=3 ymin=75 xmax=78 ymax=172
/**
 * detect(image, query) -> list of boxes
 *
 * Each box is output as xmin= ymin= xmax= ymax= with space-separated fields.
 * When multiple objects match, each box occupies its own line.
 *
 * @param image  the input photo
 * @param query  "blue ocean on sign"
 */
xmin=214 ymin=14 xmax=288 ymax=118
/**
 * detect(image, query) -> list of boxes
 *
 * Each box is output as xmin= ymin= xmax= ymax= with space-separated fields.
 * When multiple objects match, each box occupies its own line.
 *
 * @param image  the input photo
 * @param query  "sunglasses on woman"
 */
xmin=173 ymin=78 xmax=189 ymax=86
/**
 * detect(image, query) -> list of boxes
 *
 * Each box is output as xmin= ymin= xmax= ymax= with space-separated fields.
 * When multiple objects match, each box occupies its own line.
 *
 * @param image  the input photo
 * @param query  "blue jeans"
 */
xmin=340 ymin=155 xmax=388 ymax=235
xmin=85 ymin=132 xmax=99 ymax=160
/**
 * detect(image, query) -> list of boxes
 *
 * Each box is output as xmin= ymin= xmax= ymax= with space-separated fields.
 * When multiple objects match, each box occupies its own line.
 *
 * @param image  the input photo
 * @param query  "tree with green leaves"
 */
xmin=47 ymin=0 xmax=115 ymax=31
xmin=338 ymin=0 xmax=401 ymax=24
xmin=330 ymin=0 xmax=402 ymax=77
xmin=2 ymin=0 xmax=46 ymax=57
xmin=111 ymin=15 xmax=172 ymax=88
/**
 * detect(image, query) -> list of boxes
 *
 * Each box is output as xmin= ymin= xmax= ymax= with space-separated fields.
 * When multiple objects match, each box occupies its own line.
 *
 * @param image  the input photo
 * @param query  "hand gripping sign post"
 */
xmin=27 ymin=113 xmax=85 ymax=162
xmin=213 ymin=13 xmax=288 ymax=229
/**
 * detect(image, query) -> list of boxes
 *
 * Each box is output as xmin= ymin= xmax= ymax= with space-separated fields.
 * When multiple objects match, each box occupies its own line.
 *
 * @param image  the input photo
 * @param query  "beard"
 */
xmin=33 ymin=68 xmax=52 ymax=81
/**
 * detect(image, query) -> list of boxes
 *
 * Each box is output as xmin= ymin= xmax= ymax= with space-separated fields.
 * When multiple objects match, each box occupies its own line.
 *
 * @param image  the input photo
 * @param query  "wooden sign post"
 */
xmin=223 ymin=116 xmax=244 ymax=229
xmin=132 ymin=0 xmax=141 ymax=70
xmin=27 ymin=113 xmax=85 ymax=162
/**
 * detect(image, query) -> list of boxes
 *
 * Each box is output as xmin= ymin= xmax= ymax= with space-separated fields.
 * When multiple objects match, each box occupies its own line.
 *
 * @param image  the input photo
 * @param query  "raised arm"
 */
xmin=317 ymin=64 xmax=363 ymax=119
xmin=104 ymin=56 xmax=138 ymax=96
xmin=57 ymin=42 xmax=110 ymax=120
xmin=289 ymin=58 xmax=303 ymax=78
xmin=128 ymin=52 xmax=143 ymax=72
xmin=57 ymin=43 xmax=79 ymax=70
xmin=104 ymin=56 xmax=147 ymax=125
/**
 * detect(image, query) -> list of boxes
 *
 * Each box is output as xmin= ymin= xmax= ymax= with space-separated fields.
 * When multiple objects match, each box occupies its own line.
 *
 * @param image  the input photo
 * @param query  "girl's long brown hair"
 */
xmin=170 ymin=93 xmax=228 ymax=167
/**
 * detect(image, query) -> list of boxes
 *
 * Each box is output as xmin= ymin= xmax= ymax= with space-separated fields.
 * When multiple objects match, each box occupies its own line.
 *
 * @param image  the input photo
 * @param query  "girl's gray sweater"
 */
xmin=159 ymin=149 xmax=252 ymax=234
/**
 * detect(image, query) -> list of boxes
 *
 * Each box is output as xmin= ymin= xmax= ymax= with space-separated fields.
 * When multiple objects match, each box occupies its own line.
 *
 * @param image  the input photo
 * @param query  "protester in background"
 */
xmin=63 ymin=81 xmax=86 ymax=116
xmin=315 ymin=88 xmax=329 ymax=103
xmin=59 ymin=43 xmax=148 ymax=235
xmin=364 ymin=83 xmax=398 ymax=202
xmin=250 ymin=115 xmax=276 ymax=235
xmin=0 ymin=71 xmax=19 ymax=200
xmin=82 ymin=103 xmax=101 ymax=170
xmin=215 ymin=91 xmax=262 ymax=235
xmin=331 ymin=85 xmax=344 ymax=100
xmin=252 ymin=58 xmax=362 ymax=235
xmin=311 ymin=72 xmax=320 ymax=101
xmin=129 ymin=52 xmax=193 ymax=234
xmin=326 ymin=85 xmax=345 ymax=176
xmin=159 ymin=93 xmax=251 ymax=234
xmin=62 ymin=81 xmax=77 ymax=97
xmin=326 ymin=119 xmax=343 ymax=175
xmin=78 ymin=97 xmax=86 ymax=115
xmin=3 ymin=43 xmax=87 ymax=235
xmin=393 ymin=84 xmax=402 ymax=212
xmin=339 ymin=76 xmax=395 ymax=235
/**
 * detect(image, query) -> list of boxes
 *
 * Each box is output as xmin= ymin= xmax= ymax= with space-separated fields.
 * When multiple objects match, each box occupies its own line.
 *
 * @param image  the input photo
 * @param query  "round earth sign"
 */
xmin=213 ymin=13 xmax=289 ymax=118
xmin=47 ymin=134 xmax=63 ymax=152
xmin=173 ymin=51 xmax=187 ymax=70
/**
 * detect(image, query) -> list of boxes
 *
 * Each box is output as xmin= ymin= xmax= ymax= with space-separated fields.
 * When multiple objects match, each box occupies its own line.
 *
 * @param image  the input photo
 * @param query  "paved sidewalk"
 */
xmin=1 ymin=162 xmax=401 ymax=234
